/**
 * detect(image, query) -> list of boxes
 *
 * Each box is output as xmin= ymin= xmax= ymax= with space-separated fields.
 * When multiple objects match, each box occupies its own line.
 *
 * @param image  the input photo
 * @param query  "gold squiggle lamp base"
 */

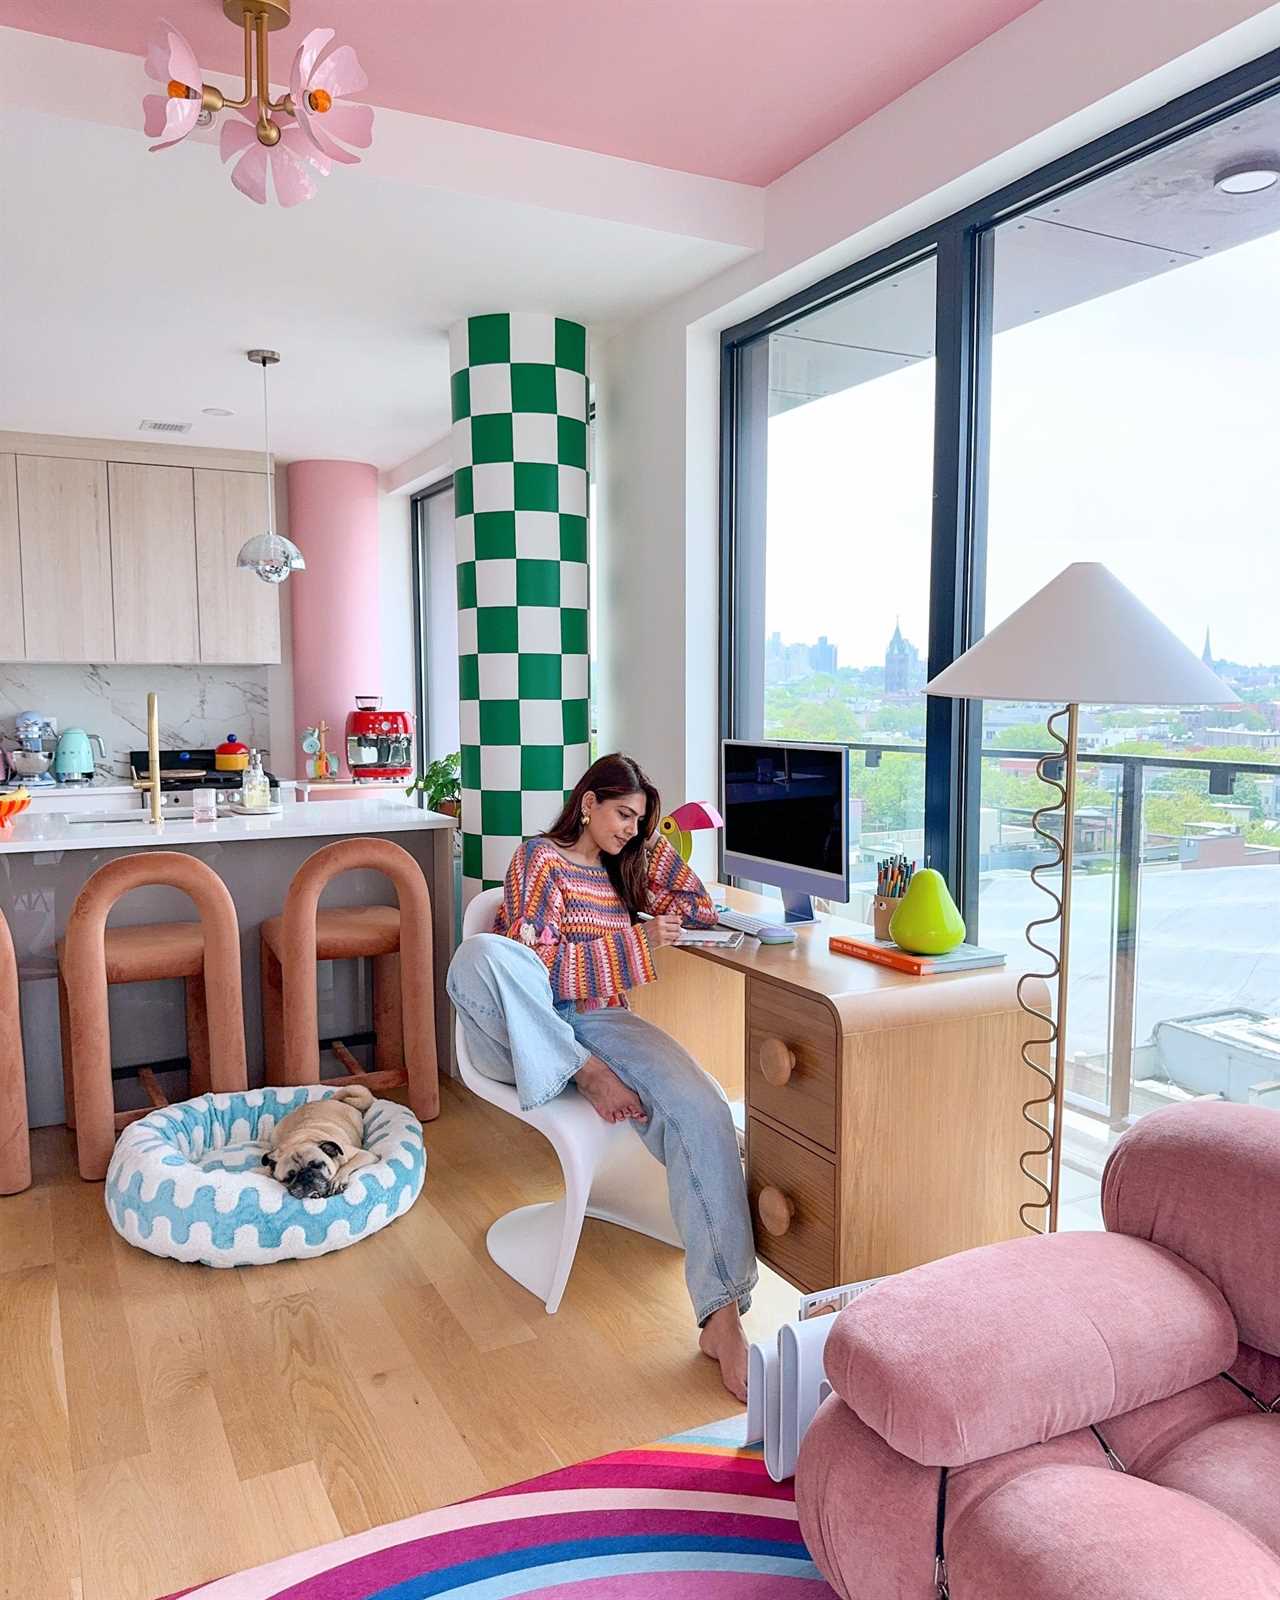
xmin=1016 ymin=702 xmax=1078 ymax=1234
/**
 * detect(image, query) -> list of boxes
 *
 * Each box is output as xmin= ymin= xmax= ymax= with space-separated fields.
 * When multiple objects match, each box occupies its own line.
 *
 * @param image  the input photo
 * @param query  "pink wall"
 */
xmin=286 ymin=460 xmax=381 ymax=778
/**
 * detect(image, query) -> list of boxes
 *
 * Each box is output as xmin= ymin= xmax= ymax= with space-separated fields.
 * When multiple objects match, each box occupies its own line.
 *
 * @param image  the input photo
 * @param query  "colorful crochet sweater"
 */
xmin=496 ymin=835 xmax=717 ymax=1010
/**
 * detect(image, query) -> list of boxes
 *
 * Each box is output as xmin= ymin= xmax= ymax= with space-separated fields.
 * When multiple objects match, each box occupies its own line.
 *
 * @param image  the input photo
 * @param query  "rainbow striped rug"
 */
xmin=170 ymin=1418 xmax=833 ymax=1597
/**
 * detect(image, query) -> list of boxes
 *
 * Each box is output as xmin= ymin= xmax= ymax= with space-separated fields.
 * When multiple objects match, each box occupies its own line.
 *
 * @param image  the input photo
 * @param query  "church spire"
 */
xmin=1201 ymin=627 xmax=1213 ymax=668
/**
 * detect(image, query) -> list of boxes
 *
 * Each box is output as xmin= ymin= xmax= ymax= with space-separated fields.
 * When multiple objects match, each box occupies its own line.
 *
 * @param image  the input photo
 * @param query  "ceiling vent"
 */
xmin=138 ymin=418 xmax=192 ymax=434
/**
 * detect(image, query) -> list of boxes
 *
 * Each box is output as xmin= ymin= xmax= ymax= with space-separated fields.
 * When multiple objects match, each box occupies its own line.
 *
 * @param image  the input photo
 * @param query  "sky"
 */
xmin=764 ymin=222 xmax=1280 ymax=673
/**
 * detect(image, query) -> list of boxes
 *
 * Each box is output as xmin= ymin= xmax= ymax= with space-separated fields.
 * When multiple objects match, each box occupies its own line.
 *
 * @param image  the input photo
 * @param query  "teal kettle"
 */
xmin=54 ymin=728 xmax=106 ymax=784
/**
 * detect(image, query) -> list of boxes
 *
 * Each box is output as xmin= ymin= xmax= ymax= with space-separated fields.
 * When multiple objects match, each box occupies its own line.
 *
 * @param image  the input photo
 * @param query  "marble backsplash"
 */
xmin=0 ymin=664 xmax=271 ymax=779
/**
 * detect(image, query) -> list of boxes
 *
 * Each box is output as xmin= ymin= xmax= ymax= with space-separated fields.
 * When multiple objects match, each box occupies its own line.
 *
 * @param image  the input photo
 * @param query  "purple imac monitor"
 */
xmin=720 ymin=740 xmax=850 ymax=923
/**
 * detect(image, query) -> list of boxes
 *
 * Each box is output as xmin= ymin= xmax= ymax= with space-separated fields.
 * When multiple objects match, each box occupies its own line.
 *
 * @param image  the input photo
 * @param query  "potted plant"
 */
xmin=408 ymin=753 xmax=461 ymax=818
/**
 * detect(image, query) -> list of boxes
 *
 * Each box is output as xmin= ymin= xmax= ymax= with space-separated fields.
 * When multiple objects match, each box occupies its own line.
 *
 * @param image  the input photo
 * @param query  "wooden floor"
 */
xmin=1 ymin=1077 xmax=797 ymax=1600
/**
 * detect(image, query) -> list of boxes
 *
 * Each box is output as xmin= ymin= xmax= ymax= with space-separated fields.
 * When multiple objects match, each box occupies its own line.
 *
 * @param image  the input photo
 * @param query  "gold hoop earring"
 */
xmin=580 ymin=811 xmax=589 ymax=827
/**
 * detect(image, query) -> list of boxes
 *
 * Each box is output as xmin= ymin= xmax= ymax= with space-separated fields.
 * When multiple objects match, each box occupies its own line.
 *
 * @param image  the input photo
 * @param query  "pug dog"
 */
xmin=262 ymin=1084 xmax=378 ymax=1199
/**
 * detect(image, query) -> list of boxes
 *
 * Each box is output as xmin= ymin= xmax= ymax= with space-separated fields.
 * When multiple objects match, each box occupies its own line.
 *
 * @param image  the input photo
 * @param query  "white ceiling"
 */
xmin=0 ymin=104 xmax=752 ymax=468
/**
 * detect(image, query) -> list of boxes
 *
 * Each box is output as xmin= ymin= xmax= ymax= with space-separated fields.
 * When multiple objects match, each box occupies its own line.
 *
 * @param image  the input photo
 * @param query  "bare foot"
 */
xmin=575 ymin=1057 xmax=647 ymax=1124
xmin=699 ymin=1303 xmax=749 ymax=1403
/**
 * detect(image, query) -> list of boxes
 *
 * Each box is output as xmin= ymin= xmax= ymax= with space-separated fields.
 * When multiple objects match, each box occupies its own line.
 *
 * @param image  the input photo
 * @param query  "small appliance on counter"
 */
xmin=215 ymin=734 xmax=251 ymax=772
xmin=128 ymin=747 xmax=280 ymax=809
xmin=53 ymin=728 xmax=107 ymax=784
xmin=7 ymin=711 xmax=59 ymax=785
xmin=345 ymin=695 xmax=414 ymax=782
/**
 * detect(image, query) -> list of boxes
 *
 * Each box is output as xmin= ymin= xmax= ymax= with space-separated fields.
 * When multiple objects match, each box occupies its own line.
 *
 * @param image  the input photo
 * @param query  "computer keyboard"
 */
xmin=715 ymin=907 xmax=774 ymax=938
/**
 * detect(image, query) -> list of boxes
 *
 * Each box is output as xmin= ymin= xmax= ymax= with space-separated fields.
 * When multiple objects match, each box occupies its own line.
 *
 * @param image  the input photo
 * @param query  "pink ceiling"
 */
xmin=0 ymin=0 xmax=1041 ymax=185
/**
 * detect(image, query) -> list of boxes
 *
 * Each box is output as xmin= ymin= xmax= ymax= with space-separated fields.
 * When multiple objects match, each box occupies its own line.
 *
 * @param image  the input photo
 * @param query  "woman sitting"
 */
xmin=447 ymin=752 xmax=757 ymax=1400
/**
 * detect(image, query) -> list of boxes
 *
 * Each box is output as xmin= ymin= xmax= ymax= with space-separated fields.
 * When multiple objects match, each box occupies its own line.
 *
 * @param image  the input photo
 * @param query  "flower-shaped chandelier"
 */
xmin=142 ymin=2 xmax=373 ymax=206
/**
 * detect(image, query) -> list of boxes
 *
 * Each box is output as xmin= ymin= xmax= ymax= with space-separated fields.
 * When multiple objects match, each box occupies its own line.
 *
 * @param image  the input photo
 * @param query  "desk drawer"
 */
xmin=747 ymin=1116 xmax=836 ymax=1291
xmin=747 ymin=981 xmax=837 ymax=1151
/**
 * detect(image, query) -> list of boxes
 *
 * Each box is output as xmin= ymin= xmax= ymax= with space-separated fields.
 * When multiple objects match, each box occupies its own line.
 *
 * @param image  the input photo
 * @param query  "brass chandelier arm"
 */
xmin=195 ymin=11 xmax=297 ymax=130
xmin=197 ymin=15 xmax=254 ymax=111
xmin=1015 ymin=704 xmax=1079 ymax=1234
xmin=253 ymin=11 xmax=281 ymax=144
xmin=223 ymin=15 xmax=254 ymax=108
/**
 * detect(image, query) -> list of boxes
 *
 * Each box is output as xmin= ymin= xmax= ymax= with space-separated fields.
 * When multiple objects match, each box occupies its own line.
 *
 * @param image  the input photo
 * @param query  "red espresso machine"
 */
xmin=344 ymin=695 xmax=415 ymax=782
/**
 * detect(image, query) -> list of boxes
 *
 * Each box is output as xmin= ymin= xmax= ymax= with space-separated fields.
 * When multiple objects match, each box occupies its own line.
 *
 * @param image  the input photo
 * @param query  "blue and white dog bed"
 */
xmin=105 ymin=1085 xmax=426 ymax=1267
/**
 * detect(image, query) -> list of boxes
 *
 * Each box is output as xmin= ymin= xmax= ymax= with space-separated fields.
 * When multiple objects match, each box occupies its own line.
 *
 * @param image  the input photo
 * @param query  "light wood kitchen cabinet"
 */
xmin=194 ymin=468 xmax=282 ymax=665
xmin=107 ymin=463 xmax=200 ymax=663
xmin=16 ymin=455 xmax=115 ymax=662
xmin=0 ymin=456 xmax=24 ymax=660
xmin=0 ymin=435 xmax=282 ymax=666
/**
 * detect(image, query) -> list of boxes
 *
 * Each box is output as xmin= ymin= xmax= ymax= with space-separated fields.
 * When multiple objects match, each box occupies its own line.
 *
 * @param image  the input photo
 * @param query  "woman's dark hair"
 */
xmin=544 ymin=752 xmax=661 ymax=919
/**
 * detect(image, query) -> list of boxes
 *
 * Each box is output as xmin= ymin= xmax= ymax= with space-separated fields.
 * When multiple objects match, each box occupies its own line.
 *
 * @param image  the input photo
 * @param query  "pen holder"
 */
xmin=873 ymin=895 xmax=903 ymax=941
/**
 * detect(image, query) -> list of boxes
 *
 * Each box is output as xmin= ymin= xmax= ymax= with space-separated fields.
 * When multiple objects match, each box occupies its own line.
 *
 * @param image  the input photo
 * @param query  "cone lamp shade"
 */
xmin=925 ymin=563 xmax=1237 ymax=705
xmin=925 ymin=562 xmax=1236 ymax=1235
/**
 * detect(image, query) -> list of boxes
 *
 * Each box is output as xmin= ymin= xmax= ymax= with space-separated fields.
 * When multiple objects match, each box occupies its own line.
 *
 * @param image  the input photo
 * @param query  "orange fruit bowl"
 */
xmin=0 ymin=789 xmax=31 ymax=827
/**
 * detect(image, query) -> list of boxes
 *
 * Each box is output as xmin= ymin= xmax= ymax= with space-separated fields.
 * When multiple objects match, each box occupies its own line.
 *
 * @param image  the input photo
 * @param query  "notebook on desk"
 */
xmin=673 ymin=926 xmax=745 ymax=950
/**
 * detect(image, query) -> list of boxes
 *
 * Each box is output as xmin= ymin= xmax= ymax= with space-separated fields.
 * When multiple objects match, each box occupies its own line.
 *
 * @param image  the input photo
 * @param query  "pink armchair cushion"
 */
xmin=949 ymin=1462 xmax=1280 ymax=1600
xmin=1147 ymin=1415 xmax=1280 ymax=1559
xmin=823 ymin=1231 xmax=1236 ymax=1466
xmin=796 ymin=1396 xmax=938 ymax=1600
xmin=1103 ymin=1100 xmax=1280 ymax=1357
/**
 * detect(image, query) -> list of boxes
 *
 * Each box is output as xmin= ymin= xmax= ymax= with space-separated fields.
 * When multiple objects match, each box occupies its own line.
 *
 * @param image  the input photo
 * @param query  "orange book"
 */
xmin=828 ymin=934 xmax=1005 ymax=976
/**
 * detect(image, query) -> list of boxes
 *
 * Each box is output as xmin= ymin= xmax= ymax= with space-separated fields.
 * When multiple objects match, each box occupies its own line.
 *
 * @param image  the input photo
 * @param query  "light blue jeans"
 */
xmin=446 ymin=933 xmax=758 ymax=1325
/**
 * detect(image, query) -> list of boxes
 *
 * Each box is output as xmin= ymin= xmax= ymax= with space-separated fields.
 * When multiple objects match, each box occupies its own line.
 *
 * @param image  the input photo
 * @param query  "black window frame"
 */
xmin=720 ymin=45 xmax=1280 ymax=926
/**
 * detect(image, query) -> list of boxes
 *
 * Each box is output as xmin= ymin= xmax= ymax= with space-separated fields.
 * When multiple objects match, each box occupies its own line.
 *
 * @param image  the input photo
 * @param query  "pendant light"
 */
xmin=236 ymin=349 xmax=306 ymax=584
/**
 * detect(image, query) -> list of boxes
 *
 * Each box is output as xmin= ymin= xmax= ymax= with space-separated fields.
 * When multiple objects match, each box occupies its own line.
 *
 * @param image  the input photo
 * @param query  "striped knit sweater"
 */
xmin=495 ymin=834 xmax=717 ymax=1010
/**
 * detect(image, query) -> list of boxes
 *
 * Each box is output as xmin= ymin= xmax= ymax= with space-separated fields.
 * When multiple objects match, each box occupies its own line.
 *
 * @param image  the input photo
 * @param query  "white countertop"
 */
xmin=0 ymin=798 xmax=454 ymax=855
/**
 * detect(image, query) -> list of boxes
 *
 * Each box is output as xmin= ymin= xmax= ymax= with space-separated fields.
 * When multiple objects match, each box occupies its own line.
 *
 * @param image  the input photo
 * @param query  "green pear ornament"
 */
xmin=889 ymin=867 xmax=966 ymax=955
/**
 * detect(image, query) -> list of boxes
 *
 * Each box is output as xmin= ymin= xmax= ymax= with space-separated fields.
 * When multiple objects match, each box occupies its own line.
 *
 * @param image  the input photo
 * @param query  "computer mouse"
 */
xmin=755 ymin=925 xmax=797 ymax=944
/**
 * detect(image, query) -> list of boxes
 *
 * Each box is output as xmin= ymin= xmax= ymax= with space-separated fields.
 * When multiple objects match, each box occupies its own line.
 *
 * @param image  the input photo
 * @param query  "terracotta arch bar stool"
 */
xmin=60 ymin=852 xmax=248 ymax=1180
xmin=260 ymin=837 xmax=438 ymax=1122
xmin=0 ymin=907 xmax=31 ymax=1195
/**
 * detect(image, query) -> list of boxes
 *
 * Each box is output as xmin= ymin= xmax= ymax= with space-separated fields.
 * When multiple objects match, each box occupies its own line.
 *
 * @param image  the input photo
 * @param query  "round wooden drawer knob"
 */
xmin=759 ymin=1037 xmax=796 ymax=1087
xmin=757 ymin=1185 xmax=795 ymax=1237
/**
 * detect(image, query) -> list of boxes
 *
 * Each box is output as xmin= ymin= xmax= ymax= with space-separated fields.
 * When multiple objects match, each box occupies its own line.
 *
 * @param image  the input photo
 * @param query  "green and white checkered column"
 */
xmin=449 ymin=313 xmax=591 ymax=901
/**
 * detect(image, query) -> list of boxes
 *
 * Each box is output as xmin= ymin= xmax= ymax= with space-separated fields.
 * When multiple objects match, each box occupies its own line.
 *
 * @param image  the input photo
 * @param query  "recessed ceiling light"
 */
xmin=202 ymin=406 xmax=234 ymax=416
xmin=1214 ymin=162 xmax=1280 ymax=195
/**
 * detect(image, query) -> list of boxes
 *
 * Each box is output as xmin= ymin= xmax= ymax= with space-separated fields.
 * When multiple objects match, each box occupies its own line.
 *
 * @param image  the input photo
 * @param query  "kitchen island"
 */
xmin=0 ymin=799 xmax=456 ymax=1126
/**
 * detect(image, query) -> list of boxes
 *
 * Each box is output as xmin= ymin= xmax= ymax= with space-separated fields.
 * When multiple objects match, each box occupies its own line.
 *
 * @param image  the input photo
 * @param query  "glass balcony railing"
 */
xmin=826 ymin=739 xmax=1280 ymax=1223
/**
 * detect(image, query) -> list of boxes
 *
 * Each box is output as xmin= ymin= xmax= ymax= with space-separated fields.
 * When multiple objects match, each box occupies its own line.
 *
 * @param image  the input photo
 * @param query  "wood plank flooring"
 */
xmin=1 ymin=1078 xmax=797 ymax=1600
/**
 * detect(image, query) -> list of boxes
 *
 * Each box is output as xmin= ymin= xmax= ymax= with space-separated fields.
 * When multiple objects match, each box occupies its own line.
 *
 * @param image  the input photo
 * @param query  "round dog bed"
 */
xmin=104 ymin=1085 xmax=426 ymax=1267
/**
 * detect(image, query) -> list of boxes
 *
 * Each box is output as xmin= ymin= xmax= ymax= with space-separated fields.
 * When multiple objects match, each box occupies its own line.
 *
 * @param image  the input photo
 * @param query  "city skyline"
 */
xmin=766 ymin=623 xmax=1280 ymax=682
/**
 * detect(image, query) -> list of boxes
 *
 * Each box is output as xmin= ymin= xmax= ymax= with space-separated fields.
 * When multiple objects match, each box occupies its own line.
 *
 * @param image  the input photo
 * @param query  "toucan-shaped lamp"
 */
xmin=658 ymin=800 xmax=724 ymax=863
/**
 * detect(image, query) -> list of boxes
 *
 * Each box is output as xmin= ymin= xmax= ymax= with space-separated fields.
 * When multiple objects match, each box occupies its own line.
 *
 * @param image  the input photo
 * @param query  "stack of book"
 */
xmin=829 ymin=934 xmax=1005 ymax=976
xmin=746 ymin=1278 xmax=885 ymax=1481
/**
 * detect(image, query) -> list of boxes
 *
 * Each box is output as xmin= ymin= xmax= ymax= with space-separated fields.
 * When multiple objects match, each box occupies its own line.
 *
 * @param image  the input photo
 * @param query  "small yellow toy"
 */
xmin=658 ymin=800 xmax=724 ymax=863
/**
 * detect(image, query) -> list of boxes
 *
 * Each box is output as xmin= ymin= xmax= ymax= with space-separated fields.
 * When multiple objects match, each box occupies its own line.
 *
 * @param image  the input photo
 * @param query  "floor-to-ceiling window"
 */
xmin=975 ymin=95 xmax=1280 ymax=1224
xmin=723 ymin=51 xmax=1280 ymax=1226
xmin=413 ymin=480 xmax=460 ymax=774
xmin=728 ymin=256 xmax=937 ymax=910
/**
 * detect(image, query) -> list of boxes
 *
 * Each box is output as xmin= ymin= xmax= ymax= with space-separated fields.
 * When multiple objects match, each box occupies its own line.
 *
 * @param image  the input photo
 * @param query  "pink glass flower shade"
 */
xmin=142 ymin=18 xmax=202 ymax=151
xmin=291 ymin=28 xmax=374 ymax=166
xmin=220 ymin=111 xmax=332 ymax=207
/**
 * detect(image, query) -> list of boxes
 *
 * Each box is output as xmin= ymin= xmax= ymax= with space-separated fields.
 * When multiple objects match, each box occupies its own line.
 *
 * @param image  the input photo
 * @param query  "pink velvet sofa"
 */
xmin=796 ymin=1101 xmax=1280 ymax=1598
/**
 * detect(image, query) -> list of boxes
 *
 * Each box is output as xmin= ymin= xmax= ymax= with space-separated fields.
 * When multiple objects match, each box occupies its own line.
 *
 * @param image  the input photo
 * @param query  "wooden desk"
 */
xmin=629 ymin=887 xmax=1048 ymax=1292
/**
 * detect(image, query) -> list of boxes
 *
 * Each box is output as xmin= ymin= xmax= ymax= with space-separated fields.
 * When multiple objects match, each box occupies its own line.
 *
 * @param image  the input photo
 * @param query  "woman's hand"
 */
xmin=643 ymin=912 xmax=684 ymax=949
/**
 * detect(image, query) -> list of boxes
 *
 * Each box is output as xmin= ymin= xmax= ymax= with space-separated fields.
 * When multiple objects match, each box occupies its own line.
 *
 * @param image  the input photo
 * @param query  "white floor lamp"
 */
xmin=925 ymin=563 xmax=1236 ymax=1233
